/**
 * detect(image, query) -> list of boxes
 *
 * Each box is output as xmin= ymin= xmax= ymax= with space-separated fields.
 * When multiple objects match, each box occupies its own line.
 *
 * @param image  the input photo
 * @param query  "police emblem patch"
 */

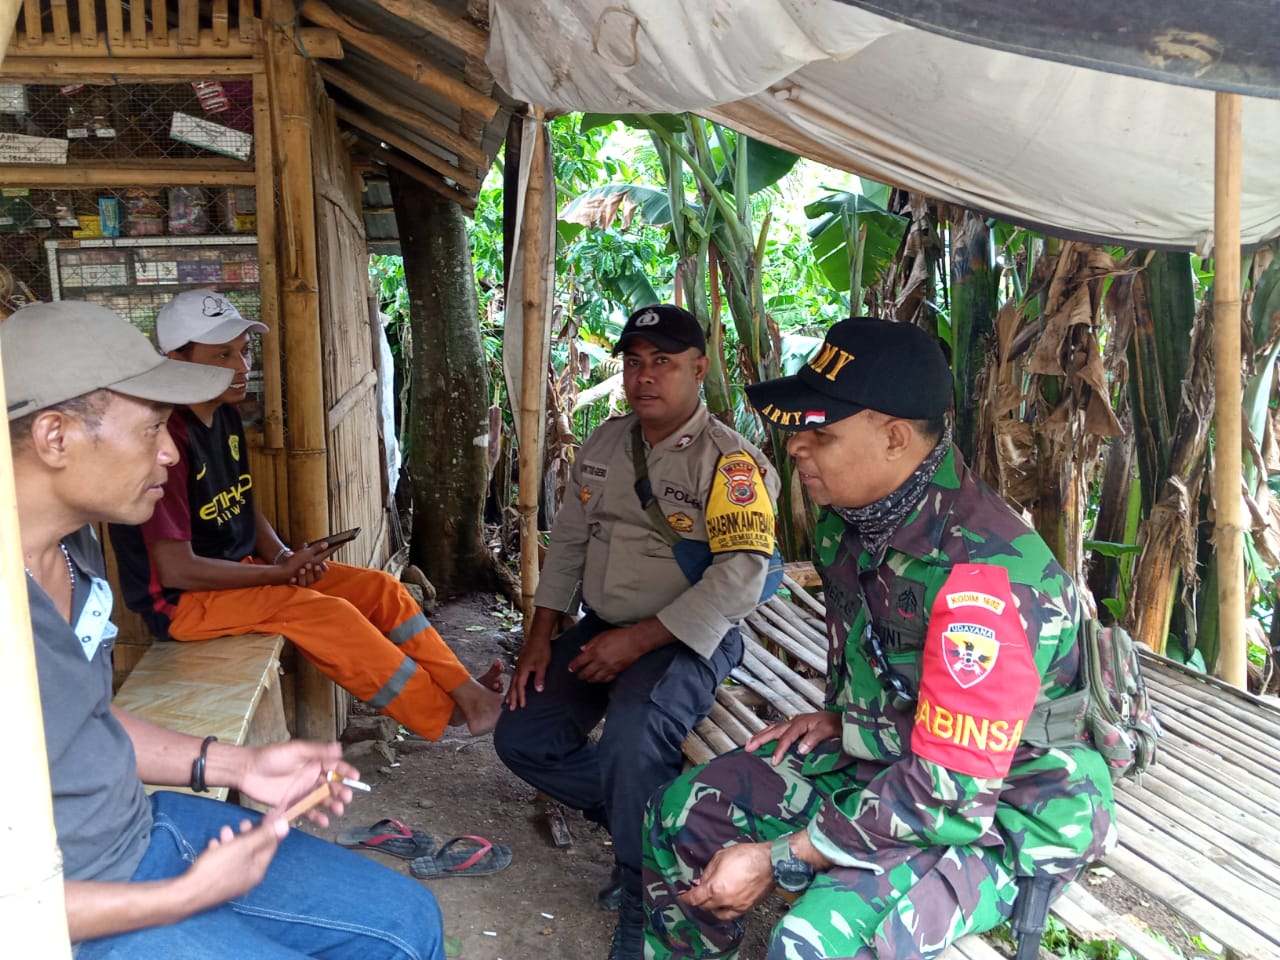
xmin=718 ymin=457 xmax=758 ymax=506
xmin=674 ymin=434 xmax=694 ymax=449
xmin=666 ymin=512 xmax=694 ymax=533
xmin=941 ymin=622 xmax=998 ymax=688
xmin=581 ymin=485 xmax=592 ymax=504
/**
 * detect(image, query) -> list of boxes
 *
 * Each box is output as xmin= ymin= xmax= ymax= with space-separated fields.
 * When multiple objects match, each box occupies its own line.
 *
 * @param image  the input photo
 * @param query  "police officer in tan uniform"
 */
xmin=495 ymin=304 xmax=779 ymax=960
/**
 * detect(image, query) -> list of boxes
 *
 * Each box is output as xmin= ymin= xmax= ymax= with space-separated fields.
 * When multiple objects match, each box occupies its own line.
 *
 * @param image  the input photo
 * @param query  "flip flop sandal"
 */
xmin=336 ymin=819 xmax=438 ymax=860
xmin=410 ymin=835 xmax=513 ymax=879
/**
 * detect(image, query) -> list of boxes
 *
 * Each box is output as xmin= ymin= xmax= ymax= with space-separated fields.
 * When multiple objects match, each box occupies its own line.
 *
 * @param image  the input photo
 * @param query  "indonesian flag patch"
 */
xmin=911 ymin=563 xmax=1039 ymax=779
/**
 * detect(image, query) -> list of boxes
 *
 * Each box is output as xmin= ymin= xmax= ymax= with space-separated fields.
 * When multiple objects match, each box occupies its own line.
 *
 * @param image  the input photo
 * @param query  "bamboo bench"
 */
xmin=112 ymin=632 xmax=290 ymax=802
xmin=684 ymin=576 xmax=1280 ymax=960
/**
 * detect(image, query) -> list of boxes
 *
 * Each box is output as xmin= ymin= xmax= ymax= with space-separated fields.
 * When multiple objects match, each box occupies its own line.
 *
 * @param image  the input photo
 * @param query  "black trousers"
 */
xmin=494 ymin=613 xmax=742 ymax=891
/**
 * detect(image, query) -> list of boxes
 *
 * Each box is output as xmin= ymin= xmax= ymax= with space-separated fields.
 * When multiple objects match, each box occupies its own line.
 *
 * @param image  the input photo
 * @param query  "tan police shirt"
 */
xmin=535 ymin=405 xmax=780 ymax=659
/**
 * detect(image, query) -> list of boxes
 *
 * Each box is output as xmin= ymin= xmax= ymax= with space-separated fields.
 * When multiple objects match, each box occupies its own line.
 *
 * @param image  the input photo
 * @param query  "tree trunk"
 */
xmin=949 ymin=210 xmax=997 ymax=462
xmin=390 ymin=168 xmax=512 ymax=597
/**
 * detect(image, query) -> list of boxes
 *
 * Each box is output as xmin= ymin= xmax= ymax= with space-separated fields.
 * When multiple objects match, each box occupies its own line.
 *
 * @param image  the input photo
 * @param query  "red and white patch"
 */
xmin=912 ymin=563 xmax=1039 ymax=779
xmin=803 ymin=410 xmax=827 ymax=425
xmin=718 ymin=457 xmax=759 ymax=506
xmin=675 ymin=434 xmax=694 ymax=449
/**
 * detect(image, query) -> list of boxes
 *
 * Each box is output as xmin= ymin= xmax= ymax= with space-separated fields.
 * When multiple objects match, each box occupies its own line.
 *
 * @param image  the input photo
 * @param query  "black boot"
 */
xmin=606 ymin=886 xmax=644 ymax=960
xmin=597 ymin=863 xmax=623 ymax=911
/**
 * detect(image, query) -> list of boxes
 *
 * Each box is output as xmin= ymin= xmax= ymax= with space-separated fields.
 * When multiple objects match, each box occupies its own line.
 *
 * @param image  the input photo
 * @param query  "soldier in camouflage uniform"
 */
xmin=643 ymin=318 xmax=1116 ymax=959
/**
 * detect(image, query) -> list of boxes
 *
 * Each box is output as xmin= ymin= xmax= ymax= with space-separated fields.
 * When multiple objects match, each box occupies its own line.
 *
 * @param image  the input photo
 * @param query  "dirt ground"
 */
xmin=302 ymin=593 xmax=1194 ymax=960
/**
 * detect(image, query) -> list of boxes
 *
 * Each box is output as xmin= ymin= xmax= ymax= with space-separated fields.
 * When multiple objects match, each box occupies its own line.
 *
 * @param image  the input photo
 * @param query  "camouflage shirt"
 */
xmin=804 ymin=445 xmax=1115 ymax=878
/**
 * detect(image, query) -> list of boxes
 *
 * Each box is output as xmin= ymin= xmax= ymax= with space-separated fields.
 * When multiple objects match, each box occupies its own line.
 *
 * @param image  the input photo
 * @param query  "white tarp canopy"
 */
xmin=487 ymin=0 xmax=1280 ymax=250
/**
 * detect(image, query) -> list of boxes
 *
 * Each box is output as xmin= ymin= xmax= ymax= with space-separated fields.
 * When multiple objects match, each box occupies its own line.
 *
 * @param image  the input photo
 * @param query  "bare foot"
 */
xmin=446 ymin=666 xmax=506 ymax=735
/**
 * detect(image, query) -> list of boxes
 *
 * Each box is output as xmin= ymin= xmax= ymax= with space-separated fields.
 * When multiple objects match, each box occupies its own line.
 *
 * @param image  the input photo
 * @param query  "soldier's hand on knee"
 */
xmin=678 ymin=841 xmax=774 ymax=920
xmin=746 ymin=710 xmax=842 ymax=766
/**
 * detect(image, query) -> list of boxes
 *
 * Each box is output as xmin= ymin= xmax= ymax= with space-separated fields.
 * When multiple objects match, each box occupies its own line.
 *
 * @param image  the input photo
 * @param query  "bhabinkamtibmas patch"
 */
xmin=911 ymin=563 xmax=1039 ymax=779
xmin=705 ymin=451 xmax=775 ymax=556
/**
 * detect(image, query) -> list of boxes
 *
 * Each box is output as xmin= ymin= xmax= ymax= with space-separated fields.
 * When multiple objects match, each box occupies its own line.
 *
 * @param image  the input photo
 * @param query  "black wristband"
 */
xmin=190 ymin=735 xmax=218 ymax=793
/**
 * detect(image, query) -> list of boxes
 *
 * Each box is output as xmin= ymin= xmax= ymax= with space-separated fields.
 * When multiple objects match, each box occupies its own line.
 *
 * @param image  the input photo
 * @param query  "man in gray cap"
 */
xmin=5 ymin=300 xmax=444 ymax=958
xmin=495 ymin=304 xmax=781 ymax=959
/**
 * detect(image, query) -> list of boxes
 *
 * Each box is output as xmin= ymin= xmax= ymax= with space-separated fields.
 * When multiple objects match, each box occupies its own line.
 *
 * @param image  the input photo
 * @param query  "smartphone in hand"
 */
xmin=303 ymin=526 xmax=360 ymax=551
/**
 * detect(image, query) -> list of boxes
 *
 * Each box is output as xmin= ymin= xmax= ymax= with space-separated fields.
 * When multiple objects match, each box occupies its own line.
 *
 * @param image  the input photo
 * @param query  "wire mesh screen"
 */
xmin=0 ymin=79 xmax=255 ymax=162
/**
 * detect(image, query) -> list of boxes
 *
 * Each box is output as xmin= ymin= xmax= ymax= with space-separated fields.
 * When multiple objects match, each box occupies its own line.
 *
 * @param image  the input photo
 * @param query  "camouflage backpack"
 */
xmin=1078 ymin=619 xmax=1161 ymax=780
xmin=1024 ymin=619 xmax=1161 ymax=780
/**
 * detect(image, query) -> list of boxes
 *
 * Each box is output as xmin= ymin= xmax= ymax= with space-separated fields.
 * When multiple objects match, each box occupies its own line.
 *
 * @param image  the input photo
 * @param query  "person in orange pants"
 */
xmin=109 ymin=290 xmax=503 ymax=739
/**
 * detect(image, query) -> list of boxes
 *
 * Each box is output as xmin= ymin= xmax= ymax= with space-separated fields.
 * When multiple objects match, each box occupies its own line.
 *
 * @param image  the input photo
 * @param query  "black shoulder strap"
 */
xmin=630 ymin=422 xmax=682 ymax=547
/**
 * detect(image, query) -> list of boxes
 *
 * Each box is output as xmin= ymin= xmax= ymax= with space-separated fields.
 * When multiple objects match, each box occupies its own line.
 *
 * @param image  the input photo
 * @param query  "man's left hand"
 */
xmin=238 ymin=741 xmax=357 ymax=827
xmin=678 ymin=841 xmax=775 ymax=920
xmin=568 ymin=627 xmax=641 ymax=683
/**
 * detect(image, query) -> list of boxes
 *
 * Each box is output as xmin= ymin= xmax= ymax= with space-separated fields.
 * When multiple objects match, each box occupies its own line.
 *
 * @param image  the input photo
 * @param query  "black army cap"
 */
xmin=746 ymin=317 xmax=952 ymax=431
xmin=612 ymin=304 xmax=707 ymax=356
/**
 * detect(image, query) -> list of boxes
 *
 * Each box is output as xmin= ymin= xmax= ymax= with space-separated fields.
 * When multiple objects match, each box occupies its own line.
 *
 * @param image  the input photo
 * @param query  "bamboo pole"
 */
xmin=517 ymin=111 xmax=551 ymax=626
xmin=50 ymin=0 xmax=70 ymax=44
xmin=298 ymin=0 xmax=498 ymax=120
xmin=266 ymin=0 xmax=334 ymax=737
xmin=150 ymin=0 xmax=165 ymax=44
xmin=21 ymin=0 xmax=38 ymax=42
xmin=80 ymin=0 xmax=98 ymax=45
xmin=128 ymin=0 xmax=145 ymax=47
xmin=333 ymin=104 xmax=480 ymax=193
xmin=252 ymin=70 xmax=286 ymax=457
xmin=105 ymin=0 xmax=123 ymax=46
xmin=317 ymin=62 xmax=487 ymax=169
xmin=1213 ymin=92 xmax=1247 ymax=689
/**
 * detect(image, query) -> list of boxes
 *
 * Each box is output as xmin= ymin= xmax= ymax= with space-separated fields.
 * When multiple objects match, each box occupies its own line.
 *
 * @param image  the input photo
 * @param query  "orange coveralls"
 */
xmin=166 ymin=559 xmax=471 ymax=740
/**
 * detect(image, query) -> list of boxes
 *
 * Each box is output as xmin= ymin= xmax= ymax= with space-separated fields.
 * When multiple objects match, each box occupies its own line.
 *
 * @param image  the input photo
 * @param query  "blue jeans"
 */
xmin=493 ymin=614 xmax=743 ymax=892
xmin=75 ymin=792 xmax=443 ymax=960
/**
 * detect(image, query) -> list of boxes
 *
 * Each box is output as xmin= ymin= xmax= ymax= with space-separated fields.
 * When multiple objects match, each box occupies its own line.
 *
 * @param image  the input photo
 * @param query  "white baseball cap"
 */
xmin=4 ymin=301 xmax=232 ymax=421
xmin=155 ymin=289 xmax=268 ymax=354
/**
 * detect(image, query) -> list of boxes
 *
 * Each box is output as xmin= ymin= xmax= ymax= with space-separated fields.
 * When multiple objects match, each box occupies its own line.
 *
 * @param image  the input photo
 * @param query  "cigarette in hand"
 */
xmin=329 ymin=770 xmax=371 ymax=792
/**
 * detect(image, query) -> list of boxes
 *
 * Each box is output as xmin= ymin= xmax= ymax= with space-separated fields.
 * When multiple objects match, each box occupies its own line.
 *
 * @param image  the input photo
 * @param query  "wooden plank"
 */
xmin=740 ymin=624 xmax=825 ymax=707
xmin=0 ymin=160 xmax=256 ymax=187
xmin=104 ymin=0 xmax=123 ymax=46
xmin=6 ymin=31 xmax=262 ymax=56
xmin=0 ymin=56 xmax=259 ymax=78
xmin=783 ymin=562 xmax=822 ymax=589
xmin=212 ymin=0 xmax=229 ymax=45
xmin=127 ymin=0 xmax=145 ymax=45
xmin=365 ymin=0 xmax=486 ymax=59
xmin=705 ymin=700 xmax=756 ymax=744
xmin=361 ymin=144 xmax=477 ymax=211
xmin=22 ymin=0 xmax=40 ymax=43
xmin=782 ymin=572 xmax=826 ymax=616
xmin=317 ymin=62 xmax=487 ymax=169
xmin=49 ymin=0 xmax=70 ymax=44
xmin=751 ymin=602 xmax=827 ymax=667
xmin=239 ymin=0 xmax=256 ymax=42
xmin=78 ymin=0 xmax=97 ymax=45
xmin=715 ymin=686 xmax=768 ymax=734
xmin=178 ymin=0 xmax=198 ymax=45
xmin=1127 ymin=766 xmax=1280 ymax=864
xmin=1054 ymin=884 xmax=1185 ymax=960
xmin=336 ymin=105 xmax=480 ymax=192
xmin=150 ymin=0 xmax=167 ymax=43
xmin=299 ymin=0 xmax=498 ymax=120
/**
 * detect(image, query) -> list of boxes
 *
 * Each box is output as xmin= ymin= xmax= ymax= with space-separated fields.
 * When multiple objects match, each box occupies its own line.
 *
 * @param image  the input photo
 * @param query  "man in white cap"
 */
xmin=109 ymin=289 xmax=504 ymax=742
xmin=5 ymin=299 xmax=444 ymax=957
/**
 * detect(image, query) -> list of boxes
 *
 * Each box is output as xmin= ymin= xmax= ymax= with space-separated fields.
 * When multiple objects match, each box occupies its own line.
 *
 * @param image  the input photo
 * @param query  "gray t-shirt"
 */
xmin=29 ymin=525 xmax=151 ymax=882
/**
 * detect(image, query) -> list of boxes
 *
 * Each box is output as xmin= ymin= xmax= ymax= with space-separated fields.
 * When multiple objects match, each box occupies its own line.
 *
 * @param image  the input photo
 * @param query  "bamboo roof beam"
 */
xmin=316 ymin=61 xmax=486 ymax=169
xmin=0 ymin=55 xmax=262 ymax=79
xmin=0 ymin=158 xmax=256 ymax=187
xmin=334 ymin=103 xmax=480 ymax=193
xmin=356 ymin=144 xmax=476 ymax=211
xmin=79 ymin=0 xmax=97 ymax=45
xmin=299 ymin=0 xmax=498 ymax=121
xmin=365 ymin=0 xmax=486 ymax=60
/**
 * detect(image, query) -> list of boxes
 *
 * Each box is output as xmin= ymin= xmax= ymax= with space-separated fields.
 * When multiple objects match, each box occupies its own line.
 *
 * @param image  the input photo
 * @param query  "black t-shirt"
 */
xmin=111 ymin=405 xmax=258 ymax=638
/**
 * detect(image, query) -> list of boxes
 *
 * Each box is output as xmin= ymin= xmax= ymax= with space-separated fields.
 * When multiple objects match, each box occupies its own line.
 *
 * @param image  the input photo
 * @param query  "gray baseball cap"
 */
xmin=4 ymin=300 xmax=233 ymax=421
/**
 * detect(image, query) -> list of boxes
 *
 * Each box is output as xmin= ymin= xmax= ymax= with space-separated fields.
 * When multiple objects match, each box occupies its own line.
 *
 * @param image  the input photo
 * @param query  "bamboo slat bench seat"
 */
xmin=683 ymin=575 xmax=1280 ymax=960
xmin=112 ymin=632 xmax=290 ymax=802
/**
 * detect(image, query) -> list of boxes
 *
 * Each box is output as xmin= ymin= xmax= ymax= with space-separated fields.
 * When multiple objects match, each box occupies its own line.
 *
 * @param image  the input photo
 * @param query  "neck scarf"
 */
xmin=835 ymin=424 xmax=952 ymax=558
